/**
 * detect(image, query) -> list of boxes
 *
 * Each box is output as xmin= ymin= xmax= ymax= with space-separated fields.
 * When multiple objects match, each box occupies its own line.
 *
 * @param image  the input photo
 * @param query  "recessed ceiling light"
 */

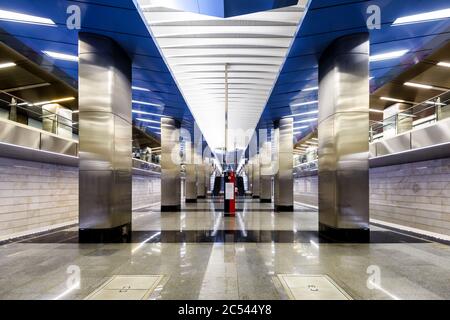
xmin=437 ymin=61 xmax=450 ymax=68
xmin=290 ymin=100 xmax=318 ymax=107
xmin=0 ymin=62 xmax=16 ymax=69
xmin=370 ymin=50 xmax=408 ymax=62
xmin=369 ymin=108 xmax=384 ymax=113
xmin=293 ymin=118 xmax=317 ymax=124
xmin=404 ymin=82 xmax=447 ymax=91
xmin=0 ymin=9 xmax=55 ymax=26
xmin=43 ymin=51 xmax=78 ymax=62
xmin=132 ymin=100 xmax=163 ymax=107
xmin=31 ymin=97 xmax=76 ymax=106
xmin=291 ymin=110 xmax=318 ymax=117
xmin=302 ymin=86 xmax=318 ymax=92
xmin=380 ymin=97 xmax=405 ymax=103
xmin=392 ymin=8 xmax=450 ymax=26
xmin=132 ymin=110 xmax=162 ymax=117
xmin=404 ymin=82 xmax=433 ymax=89
xmin=132 ymin=86 xmax=151 ymax=92
xmin=136 ymin=118 xmax=160 ymax=124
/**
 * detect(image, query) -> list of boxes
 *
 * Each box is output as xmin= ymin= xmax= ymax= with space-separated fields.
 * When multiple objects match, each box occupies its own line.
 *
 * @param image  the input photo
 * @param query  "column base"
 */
xmin=79 ymin=223 xmax=131 ymax=243
xmin=319 ymin=223 xmax=370 ymax=243
xmin=197 ymin=195 xmax=206 ymax=199
xmin=186 ymin=198 xmax=197 ymax=203
xmin=260 ymin=199 xmax=271 ymax=203
xmin=161 ymin=205 xmax=181 ymax=212
xmin=275 ymin=205 xmax=294 ymax=212
xmin=252 ymin=195 xmax=260 ymax=199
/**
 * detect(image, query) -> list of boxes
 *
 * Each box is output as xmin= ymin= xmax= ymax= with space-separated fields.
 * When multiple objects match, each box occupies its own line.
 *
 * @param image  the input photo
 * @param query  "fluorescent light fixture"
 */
xmin=294 ymin=125 xmax=309 ymax=129
xmin=294 ymin=118 xmax=317 ymax=124
xmin=291 ymin=110 xmax=318 ymax=117
xmin=369 ymin=108 xmax=384 ymax=114
xmin=0 ymin=62 xmax=16 ymax=69
xmin=437 ymin=61 xmax=450 ymax=68
xmin=0 ymin=9 xmax=55 ymax=26
xmin=302 ymin=86 xmax=318 ymax=92
xmin=136 ymin=118 xmax=160 ymax=124
xmin=404 ymin=81 xmax=447 ymax=91
xmin=290 ymin=100 xmax=318 ymax=107
xmin=404 ymin=82 xmax=433 ymax=89
xmin=380 ymin=97 xmax=405 ymax=103
xmin=132 ymin=100 xmax=163 ymax=107
xmin=425 ymin=100 xmax=446 ymax=106
xmin=132 ymin=86 xmax=151 ymax=92
xmin=31 ymin=97 xmax=76 ymax=106
xmin=72 ymin=110 xmax=79 ymax=114
xmin=392 ymin=8 xmax=450 ymax=26
xmin=370 ymin=50 xmax=408 ymax=62
xmin=132 ymin=110 xmax=162 ymax=117
xmin=43 ymin=51 xmax=78 ymax=62
xmin=146 ymin=125 xmax=161 ymax=130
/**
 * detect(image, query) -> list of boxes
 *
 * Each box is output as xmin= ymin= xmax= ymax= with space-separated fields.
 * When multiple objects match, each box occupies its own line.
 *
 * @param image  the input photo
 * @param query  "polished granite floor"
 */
xmin=1 ymin=198 xmax=450 ymax=300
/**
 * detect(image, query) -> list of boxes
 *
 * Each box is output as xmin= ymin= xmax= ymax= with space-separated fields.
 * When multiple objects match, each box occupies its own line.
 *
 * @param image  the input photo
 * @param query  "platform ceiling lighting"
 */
xmin=370 ymin=50 xmax=408 ymax=62
xmin=294 ymin=125 xmax=309 ymax=129
xmin=132 ymin=110 xmax=162 ymax=117
xmin=392 ymin=8 xmax=450 ymax=26
xmin=404 ymin=81 xmax=447 ymax=91
xmin=132 ymin=100 xmax=163 ymax=107
xmin=43 ymin=51 xmax=78 ymax=62
xmin=290 ymin=110 xmax=318 ymax=117
xmin=380 ymin=97 xmax=406 ymax=103
xmin=0 ymin=62 xmax=16 ymax=69
xmin=30 ymin=97 xmax=75 ymax=106
xmin=141 ymin=0 xmax=307 ymax=153
xmin=136 ymin=118 xmax=160 ymax=124
xmin=437 ymin=61 xmax=450 ymax=68
xmin=0 ymin=9 xmax=55 ymax=26
xmin=290 ymin=100 xmax=318 ymax=107
xmin=369 ymin=108 xmax=384 ymax=113
xmin=302 ymin=86 xmax=318 ymax=92
xmin=146 ymin=125 xmax=161 ymax=131
xmin=294 ymin=118 xmax=317 ymax=124
xmin=132 ymin=86 xmax=151 ymax=92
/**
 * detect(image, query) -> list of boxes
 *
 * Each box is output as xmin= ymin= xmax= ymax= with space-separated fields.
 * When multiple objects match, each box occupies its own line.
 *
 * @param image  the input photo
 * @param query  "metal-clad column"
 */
xmin=251 ymin=155 xmax=260 ymax=198
xmin=161 ymin=117 xmax=181 ymax=211
xmin=259 ymin=141 xmax=272 ymax=203
xmin=78 ymin=33 xmax=132 ymax=242
xmin=318 ymin=33 xmax=370 ymax=241
xmin=185 ymin=142 xmax=197 ymax=203
xmin=274 ymin=118 xmax=293 ymax=211
xmin=196 ymin=164 xmax=207 ymax=198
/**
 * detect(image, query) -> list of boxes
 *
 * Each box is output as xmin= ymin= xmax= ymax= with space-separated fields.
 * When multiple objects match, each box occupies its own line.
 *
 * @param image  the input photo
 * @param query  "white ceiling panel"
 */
xmin=138 ymin=1 xmax=306 ymax=153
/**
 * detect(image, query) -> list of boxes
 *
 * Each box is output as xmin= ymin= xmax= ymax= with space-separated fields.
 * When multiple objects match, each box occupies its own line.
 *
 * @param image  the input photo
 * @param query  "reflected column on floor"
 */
xmin=161 ymin=117 xmax=181 ymax=211
xmin=78 ymin=32 xmax=132 ymax=242
xmin=318 ymin=33 xmax=370 ymax=241
xmin=260 ymin=139 xmax=272 ymax=203
xmin=274 ymin=118 xmax=294 ymax=211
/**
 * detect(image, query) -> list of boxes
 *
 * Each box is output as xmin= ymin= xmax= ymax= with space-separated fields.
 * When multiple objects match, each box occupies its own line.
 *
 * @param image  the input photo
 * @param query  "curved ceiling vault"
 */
xmin=137 ymin=0 xmax=307 ymax=154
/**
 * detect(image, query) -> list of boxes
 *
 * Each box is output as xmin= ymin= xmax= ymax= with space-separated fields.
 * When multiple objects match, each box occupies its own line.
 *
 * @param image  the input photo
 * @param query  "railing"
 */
xmin=369 ymin=90 xmax=450 ymax=142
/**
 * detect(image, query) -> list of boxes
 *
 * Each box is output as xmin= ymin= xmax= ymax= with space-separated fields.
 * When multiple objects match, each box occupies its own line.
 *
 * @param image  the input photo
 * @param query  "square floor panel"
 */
xmin=277 ymin=274 xmax=352 ymax=300
xmin=85 ymin=275 xmax=164 ymax=300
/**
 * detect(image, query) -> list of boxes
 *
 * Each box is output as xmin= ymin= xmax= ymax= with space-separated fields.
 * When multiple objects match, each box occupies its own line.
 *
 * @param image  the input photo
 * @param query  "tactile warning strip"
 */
xmin=85 ymin=275 xmax=164 ymax=300
xmin=277 ymin=274 xmax=352 ymax=300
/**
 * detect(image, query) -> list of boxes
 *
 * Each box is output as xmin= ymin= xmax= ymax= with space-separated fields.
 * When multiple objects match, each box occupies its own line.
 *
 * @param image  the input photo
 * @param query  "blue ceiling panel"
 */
xmin=0 ymin=0 xmax=195 ymax=138
xmin=262 ymin=0 xmax=450 ymax=142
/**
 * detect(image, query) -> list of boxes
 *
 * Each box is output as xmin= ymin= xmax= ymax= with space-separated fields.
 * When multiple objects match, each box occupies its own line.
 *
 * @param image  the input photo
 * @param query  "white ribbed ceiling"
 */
xmin=138 ymin=0 xmax=307 ymax=153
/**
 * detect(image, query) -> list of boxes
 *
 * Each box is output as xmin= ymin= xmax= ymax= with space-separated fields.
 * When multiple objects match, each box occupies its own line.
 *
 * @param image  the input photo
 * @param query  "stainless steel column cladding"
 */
xmin=78 ymin=33 xmax=132 ymax=242
xmin=259 ymin=141 xmax=272 ymax=203
xmin=251 ymin=155 xmax=260 ymax=198
xmin=161 ymin=117 xmax=181 ymax=211
xmin=274 ymin=118 xmax=294 ymax=211
xmin=185 ymin=143 xmax=197 ymax=202
xmin=318 ymin=33 xmax=370 ymax=241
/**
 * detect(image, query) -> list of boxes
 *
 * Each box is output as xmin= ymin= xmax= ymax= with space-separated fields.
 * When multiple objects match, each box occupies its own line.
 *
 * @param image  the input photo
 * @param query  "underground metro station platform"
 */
xmin=1 ymin=0 xmax=450 ymax=309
